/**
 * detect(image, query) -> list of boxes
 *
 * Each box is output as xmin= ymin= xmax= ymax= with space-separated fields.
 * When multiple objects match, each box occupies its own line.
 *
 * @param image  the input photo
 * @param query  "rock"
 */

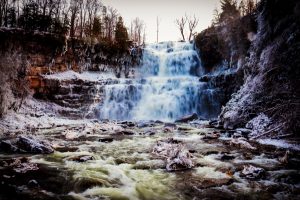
xmin=64 ymin=130 xmax=85 ymax=140
xmin=137 ymin=122 xmax=155 ymax=128
xmin=278 ymin=150 xmax=290 ymax=164
xmin=134 ymin=160 xmax=165 ymax=170
xmin=163 ymin=127 xmax=173 ymax=133
xmin=166 ymin=147 xmax=194 ymax=171
xmin=152 ymin=138 xmax=194 ymax=171
xmin=235 ymin=128 xmax=252 ymax=137
xmin=98 ymin=137 xmax=114 ymax=143
xmin=199 ymin=75 xmax=211 ymax=82
xmin=230 ymin=137 xmax=256 ymax=150
xmin=0 ymin=140 xmax=19 ymax=152
xmin=246 ymin=113 xmax=271 ymax=138
xmin=114 ymin=130 xmax=135 ymax=135
xmin=220 ymin=153 xmax=235 ymax=161
xmin=1 ymin=157 xmax=39 ymax=173
xmin=1 ymin=136 xmax=53 ymax=154
xmin=16 ymin=136 xmax=54 ymax=154
xmin=164 ymin=123 xmax=177 ymax=128
xmin=241 ymin=165 xmax=265 ymax=179
xmin=69 ymin=155 xmax=94 ymax=162
xmin=208 ymin=120 xmax=223 ymax=129
xmin=175 ymin=113 xmax=198 ymax=123
xmin=28 ymin=180 xmax=40 ymax=188
xmin=141 ymin=130 xmax=156 ymax=136
xmin=118 ymin=121 xmax=135 ymax=127
xmin=203 ymin=132 xmax=220 ymax=140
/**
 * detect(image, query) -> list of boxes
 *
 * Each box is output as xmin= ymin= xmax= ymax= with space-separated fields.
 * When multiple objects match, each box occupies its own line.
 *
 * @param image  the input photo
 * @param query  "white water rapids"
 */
xmin=99 ymin=41 xmax=221 ymax=122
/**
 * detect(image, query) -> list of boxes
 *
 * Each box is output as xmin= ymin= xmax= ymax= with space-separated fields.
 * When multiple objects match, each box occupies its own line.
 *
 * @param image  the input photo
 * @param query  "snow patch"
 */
xmin=246 ymin=113 xmax=271 ymax=138
xmin=257 ymin=139 xmax=300 ymax=151
xmin=43 ymin=70 xmax=115 ymax=81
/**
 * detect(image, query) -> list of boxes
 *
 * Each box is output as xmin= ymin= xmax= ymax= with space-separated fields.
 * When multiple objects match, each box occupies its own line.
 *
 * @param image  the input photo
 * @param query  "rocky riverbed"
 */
xmin=0 ymin=119 xmax=299 ymax=200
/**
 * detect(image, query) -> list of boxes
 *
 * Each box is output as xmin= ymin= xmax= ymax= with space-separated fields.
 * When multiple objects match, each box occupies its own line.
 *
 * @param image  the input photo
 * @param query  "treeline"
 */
xmin=0 ymin=0 xmax=145 ymax=49
xmin=212 ymin=0 xmax=258 ymax=25
xmin=195 ymin=0 xmax=258 ymax=70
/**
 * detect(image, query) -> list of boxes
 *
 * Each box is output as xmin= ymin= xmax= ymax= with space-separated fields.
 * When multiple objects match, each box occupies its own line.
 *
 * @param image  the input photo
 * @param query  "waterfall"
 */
xmin=99 ymin=41 xmax=221 ymax=122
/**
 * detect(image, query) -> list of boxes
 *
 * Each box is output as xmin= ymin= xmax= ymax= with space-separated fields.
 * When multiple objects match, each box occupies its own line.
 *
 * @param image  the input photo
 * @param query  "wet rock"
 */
xmin=141 ymin=130 xmax=156 ymax=136
xmin=137 ymin=122 xmax=155 ymax=128
xmin=1 ymin=157 xmax=39 ymax=173
xmin=114 ymin=130 xmax=135 ymax=135
xmin=175 ymin=113 xmax=198 ymax=123
xmin=208 ymin=120 xmax=223 ymax=129
xmin=118 ymin=121 xmax=135 ymax=127
xmin=163 ymin=127 xmax=173 ymax=133
xmin=69 ymin=155 xmax=94 ymax=162
xmin=0 ymin=140 xmax=19 ymax=152
xmin=235 ymin=128 xmax=252 ymax=137
xmin=166 ymin=148 xmax=194 ymax=171
xmin=64 ymin=130 xmax=85 ymax=140
xmin=241 ymin=165 xmax=265 ymax=179
xmin=16 ymin=136 xmax=54 ymax=154
xmin=278 ymin=150 xmax=290 ymax=164
xmin=74 ymin=177 xmax=107 ymax=193
xmin=153 ymin=138 xmax=194 ymax=171
xmin=230 ymin=137 xmax=256 ymax=150
xmin=164 ymin=123 xmax=177 ymax=128
xmin=28 ymin=180 xmax=40 ymax=188
xmin=98 ymin=137 xmax=114 ymax=143
xmin=203 ymin=132 xmax=220 ymax=140
xmin=1 ymin=136 xmax=53 ymax=154
xmin=134 ymin=159 xmax=165 ymax=170
xmin=220 ymin=153 xmax=235 ymax=161
xmin=199 ymin=75 xmax=211 ymax=82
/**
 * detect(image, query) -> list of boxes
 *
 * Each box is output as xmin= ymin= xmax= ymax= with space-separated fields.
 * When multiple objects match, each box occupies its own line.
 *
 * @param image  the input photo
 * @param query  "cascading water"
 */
xmin=99 ymin=41 xmax=222 ymax=122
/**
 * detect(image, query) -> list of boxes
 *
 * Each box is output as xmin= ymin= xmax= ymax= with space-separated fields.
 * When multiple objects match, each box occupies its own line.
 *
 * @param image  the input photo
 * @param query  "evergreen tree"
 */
xmin=115 ymin=16 xmax=129 ymax=52
xmin=219 ymin=0 xmax=240 ymax=23
xmin=92 ymin=17 xmax=102 ymax=38
xmin=7 ymin=7 xmax=17 ymax=27
xmin=18 ymin=2 xmax=39 ymax=31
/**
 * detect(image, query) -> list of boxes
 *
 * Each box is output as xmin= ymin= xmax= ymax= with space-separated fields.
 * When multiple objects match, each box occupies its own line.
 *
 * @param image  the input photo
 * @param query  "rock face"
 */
xmin=220 ymin=0 xmax=300 ymax=136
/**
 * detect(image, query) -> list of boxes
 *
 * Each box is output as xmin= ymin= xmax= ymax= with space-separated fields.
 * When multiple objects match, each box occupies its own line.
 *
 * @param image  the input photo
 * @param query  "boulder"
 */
xmin=152 ymin=138 xmax=194 ymax=171
xmin=98 ymin=137 xmax=114 ymax=143
xmin=16 ymin=136 xmax=54 ymax=154
xmin=241 ymin=165 xmax=265 ymax=179
xmin=175 ymin=113 xmax=198 ymax=123
xmin=0 ymin=136 xmax=54 ymax=154
xmin=69 ymin=155 xmax=94 ymax=162
xmin=230 ymin=137 xmax=256 ymax=150
xmin=1 ymin=157 xmax=39 ymax=173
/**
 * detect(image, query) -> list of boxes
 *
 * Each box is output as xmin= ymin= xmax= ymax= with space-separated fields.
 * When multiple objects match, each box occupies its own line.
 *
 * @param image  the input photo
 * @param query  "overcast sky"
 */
xmin=102 ymin=0 xmax=220 ymax=43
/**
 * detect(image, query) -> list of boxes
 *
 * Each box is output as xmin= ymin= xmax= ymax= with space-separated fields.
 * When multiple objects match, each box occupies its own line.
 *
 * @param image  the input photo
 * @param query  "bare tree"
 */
xmin=86 ymin=0 xmax=101 ymax=38
xmin=212 ymin=7 xmax=221 ymax=25
xmin=156 ymin=16 xmax=160 ymax=43
xmin=104 ymin=6 xmax=117 ymax=41
xmin=132 ymin=17 xmax=144 ymax=45
xmin=175 ymin=15 xmax=187 ymax=41
xmin=69 ymin=0 xmax=80 ymax=38
xmin=187 ymin=15 xmax=199 ymax=41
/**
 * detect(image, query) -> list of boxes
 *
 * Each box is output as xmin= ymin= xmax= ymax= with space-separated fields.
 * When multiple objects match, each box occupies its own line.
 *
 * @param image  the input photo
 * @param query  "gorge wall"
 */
xmin=0 ymin=28 xmax=140 ymax=118
xmin=195 ymin=0 xmax=300 ymax=136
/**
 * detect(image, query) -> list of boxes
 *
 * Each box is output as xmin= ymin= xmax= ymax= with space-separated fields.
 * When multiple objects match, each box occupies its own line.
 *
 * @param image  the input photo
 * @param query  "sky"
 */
xmin=102 ymin=0 xmax=220 ymax=43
